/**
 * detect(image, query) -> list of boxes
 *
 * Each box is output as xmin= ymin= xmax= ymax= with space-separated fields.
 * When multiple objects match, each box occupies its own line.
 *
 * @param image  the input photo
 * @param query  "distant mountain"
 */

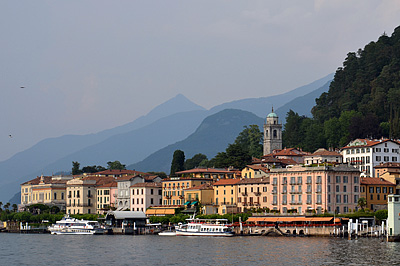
xmin=0 ymin=75 xmax=334 ymax=202
xmin=209 ymin=73 xmax=334 ymax=118
xmin=275 ymin=80 xmax=332 ymax=124
xmin=0 ymin=94 xmax=206 ymax=202
xmin=127 ymin=109 xmax=264 ymax=173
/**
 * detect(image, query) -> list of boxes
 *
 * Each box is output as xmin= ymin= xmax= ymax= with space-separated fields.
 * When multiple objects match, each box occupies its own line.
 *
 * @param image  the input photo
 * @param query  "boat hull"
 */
xmin=175 ymin=230 xmax=234 ymax=237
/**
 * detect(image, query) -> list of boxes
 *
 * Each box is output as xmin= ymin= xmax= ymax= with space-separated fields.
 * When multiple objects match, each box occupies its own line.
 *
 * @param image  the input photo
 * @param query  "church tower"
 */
xmin=263 ymin=107 xmax=282 ymax=155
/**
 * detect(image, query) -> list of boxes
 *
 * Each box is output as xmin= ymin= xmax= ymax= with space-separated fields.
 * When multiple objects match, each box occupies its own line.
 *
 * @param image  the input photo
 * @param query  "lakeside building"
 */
xmin=116 ymin=174 xmax=162 ymax=210
xmin=303 ymin=148 xmax=343 ymax=165
xmin=267 ymin=164 xmax=360 ymax=214
xmin=161 ymin=177 xmax=213 ymax=206
xmin=377 ymin=164 xmax=400 ymax=195
xmin=183 ymin=183 xmax=214 ymax=214
xmin=237 ymin=177 xmax=270 ymax=213
xmin=130 ymin=182 xmax=162 ymax=212
xmin=213 ymin=179 xmax=241 ymax=215
xmin=20 ymin=175 xmax=73 ymax=212
xmin=96 ymin=181 xmax=117 ymax=214
xmin=66 ymin=177 xmax=97 ymax=215
xmin=241 ymin=165 xmax=269 ymax=179
xmin=375 ymin=162 xmax=400 ymax=178
xmin=341 ymin=138 xmax=400 ymax=177
xmin=360 ymin=177 xmax=395 ymax=211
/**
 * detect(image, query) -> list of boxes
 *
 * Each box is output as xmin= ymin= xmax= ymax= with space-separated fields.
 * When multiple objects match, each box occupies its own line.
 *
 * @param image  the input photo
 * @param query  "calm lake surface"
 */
xmin=0 ymin=234 xmax=398 ymax=265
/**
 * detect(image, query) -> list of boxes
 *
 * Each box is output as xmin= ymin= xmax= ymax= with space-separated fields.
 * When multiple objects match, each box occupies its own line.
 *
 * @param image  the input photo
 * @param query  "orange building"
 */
xmin=360 ymin=177 xmax=395 ymax=211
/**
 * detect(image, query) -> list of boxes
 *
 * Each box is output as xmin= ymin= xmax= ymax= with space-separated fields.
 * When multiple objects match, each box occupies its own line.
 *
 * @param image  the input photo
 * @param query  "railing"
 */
xmin=254 ymin=192 xmax=261 ymax=196
xmin=241 ymin=192 xmax=248 ymax=196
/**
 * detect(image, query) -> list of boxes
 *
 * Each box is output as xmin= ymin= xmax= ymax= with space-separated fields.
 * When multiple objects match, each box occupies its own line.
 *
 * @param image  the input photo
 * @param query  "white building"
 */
xmin=341 ymin=139 xmax=400 ymax=177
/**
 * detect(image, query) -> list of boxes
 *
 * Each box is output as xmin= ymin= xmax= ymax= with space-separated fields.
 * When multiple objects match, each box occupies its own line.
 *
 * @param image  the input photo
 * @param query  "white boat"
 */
xmin=175 ymin=216 xmax=234 ymax=237
xmin=158 ymin=230 xmax=177 ymax=236
xmin=48 ymin=216 xmax=104 ymax=235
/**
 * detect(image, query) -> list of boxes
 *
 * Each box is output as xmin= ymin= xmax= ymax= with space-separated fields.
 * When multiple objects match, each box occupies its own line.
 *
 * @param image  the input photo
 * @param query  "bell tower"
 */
xmin=263 ymin=107 xmax=282 ymax=155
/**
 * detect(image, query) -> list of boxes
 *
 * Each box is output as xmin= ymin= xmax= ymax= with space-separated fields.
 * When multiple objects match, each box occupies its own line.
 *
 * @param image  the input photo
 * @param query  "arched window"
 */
xmin=273 ymin=130 xmax=277 ymax=138
xmin=266 ymin=130 xmax=269 ymax=137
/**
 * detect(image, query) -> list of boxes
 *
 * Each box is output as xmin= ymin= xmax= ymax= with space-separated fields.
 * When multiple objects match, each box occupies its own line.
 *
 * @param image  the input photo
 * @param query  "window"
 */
xmin=354 ymin=195 xmax=359 ymax=203
xmin=354 ymin=186 xmax=359 ymax=192
xmin=336 ymin=185 xmax=340 ymax=192
xmin=384 ymin=156 xmax=389 ymax=162
xmin=343 ymin=176 xmax=348 ymax=183
xmin=336 ymin=176 xmax=341 ymax=183
xmin=383 ymin=187 xmax=387 ymax=193
xmin=343 ymin=185 xmax=347 ymax=192
xmin=298 ymin=176 xmax=302 ymax=184
xmin=343 ymin=195 xmax=348 ymax=203
xmin=317 ymin=195 xmax=322 ymax=204
xmin=376 ymin=187 xmax=381 ymax=193
xmin=390 ymin=187 xmax=394 ymax=194
xmin=354 ymin=176 xmax=359 ymax=183
xmin=369 ymin=187 xmax=374 ymax=193
xmin=327 ymin=185 xmax=330 ymax=192
xmin=376 ymin=148 xmax=381 ymax=152
xmin=393 ymin=157 xmax=398 ymax=162
xmin=263 ymin=197 xmax=267 ymax=202
xmin=370 ymin=194 xmax=373 ymax=200
xmin=336 ymin=195 xmax=341 ymax=203
xmin=307 ymin=195 xmax=312 ymax=204
xmin=307 ymin=176 xmax=312 ymax=184
xmin=376 ymin=156 xmax=381 ymax=161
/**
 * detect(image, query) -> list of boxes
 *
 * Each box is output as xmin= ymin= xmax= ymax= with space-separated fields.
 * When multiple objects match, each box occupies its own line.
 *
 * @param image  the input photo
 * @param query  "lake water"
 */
xmin=0 ymin=234 xmax=398 ymax=265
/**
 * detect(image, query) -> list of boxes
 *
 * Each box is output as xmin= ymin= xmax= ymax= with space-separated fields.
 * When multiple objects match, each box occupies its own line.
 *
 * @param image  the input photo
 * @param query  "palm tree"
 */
xmin=357 ymin=197 xmax=367 ymax=211
xmin=0 ymin=201 xmax=3 ymax=211
xmin=12 ymin=204 xmax=18 ymax=212
xmin=4 ymin=202 xmax=10 ymax=211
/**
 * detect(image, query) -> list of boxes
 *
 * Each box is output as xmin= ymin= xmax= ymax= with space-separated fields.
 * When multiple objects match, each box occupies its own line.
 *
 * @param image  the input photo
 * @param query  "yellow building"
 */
xmin=237 ymin=177 xmax=270 ymax=212
xmin=360 ymin=177 xmax=395 ymax=211
xmin=161 ymin=177 xmax=213 ymax=206
xmin=66 ymin=177 xmax=97 ymax=215
xmin=213 ymin=179 xmax=241 ymax=215
xmin=241 ymin=165 xmax=269 ymax=179
xmin=183 ymin=183 xmax=215 ymax=214
xmin=21 ymin=175 xmax=72 ymax=211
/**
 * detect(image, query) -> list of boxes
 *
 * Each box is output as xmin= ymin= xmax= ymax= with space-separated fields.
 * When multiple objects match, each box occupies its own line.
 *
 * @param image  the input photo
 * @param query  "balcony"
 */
xmin=271 ymin=190 xmax=277 ymax=194
xmin=253 ymin=192 xmax=261 ymax=196
xmin=68 ymin=195 xmax=72 ymax=198
xmin=165 ymin=195 xmax=171 ymax=199
xmin=306 ymin=190 xmax=312 ymax=194
xmin=241 ymin=192 xmax=248 ymax=196
xmin=87 ymin=194 xmax=93 ymax=198
xmin=290 ymin=201 xmax=302 ymax=205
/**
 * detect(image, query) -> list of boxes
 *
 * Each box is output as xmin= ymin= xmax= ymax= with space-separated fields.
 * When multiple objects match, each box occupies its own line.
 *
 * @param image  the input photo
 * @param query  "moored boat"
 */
xmin=48 ymin=215 xmax=104 ymax=235
xmin=175 ymin=216 xmax=234 ymax=237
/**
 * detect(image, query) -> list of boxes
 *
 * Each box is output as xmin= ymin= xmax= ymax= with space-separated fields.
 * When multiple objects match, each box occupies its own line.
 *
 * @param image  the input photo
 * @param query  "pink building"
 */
xmin=130 ymin=182 xmax=162 ymax=212
xmin=268 ymin=164 xmax=360 ymax=214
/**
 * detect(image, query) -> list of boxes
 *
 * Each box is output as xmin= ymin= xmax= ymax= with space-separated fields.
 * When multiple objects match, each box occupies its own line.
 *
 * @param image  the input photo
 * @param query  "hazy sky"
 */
xmin=1 ymin=1 xmax=400 ymax=161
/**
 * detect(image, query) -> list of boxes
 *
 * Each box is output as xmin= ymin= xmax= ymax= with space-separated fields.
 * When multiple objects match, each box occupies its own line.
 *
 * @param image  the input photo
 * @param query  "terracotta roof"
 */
xmin=278 ymin=158 xmax=299 ymax=165
xmin=245 ymin=165 xmax=269 ymax=172
xmin=309 ymin=148 xmax=341 ymax=156
xmin=97 ymin=181 xmax=118 ymax=188
xmin=272 ymin=148 xmax=309 ymax=156
xmin=213 ymin=179 xmax=241 ymax=186
xmin=238 ymin=177 xmax=269 ymax=184
xmin=184 ymin=183 xmax=213 ymax=191
xmin=131 ymin=182 xmax=161 ymax=188
xmin=361 ymin=177 xmax=395 ymax=186
xmin=375 ymin=162 xmax=400 ymax=169
xmin=342 ymin=138 xmax=399 ymax=149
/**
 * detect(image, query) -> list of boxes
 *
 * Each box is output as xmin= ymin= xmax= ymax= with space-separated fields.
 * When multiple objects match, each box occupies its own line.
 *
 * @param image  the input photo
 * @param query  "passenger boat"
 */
xmin=175 ymin=216 xmax=234 ymax=237
xmin=48 ymin=216 xmax=104 ymax=235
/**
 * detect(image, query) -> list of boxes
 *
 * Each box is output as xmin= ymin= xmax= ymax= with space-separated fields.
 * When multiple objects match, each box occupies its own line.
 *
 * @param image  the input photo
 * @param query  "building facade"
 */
xmin=267 ymin=165 xmax=360 ymax=214
xmin=237 ymin=177 xmax=269 ymax=213
xmin=341 ymin=139 xmax=400 ymax=177
xmin=360 ymin=177 xmax=395 ymax=211
xmin=213 ymin=179 xmax=241 ymax=215
xmin=66 ymin=177 xmax=97 ymax=215
xmin=161 ymin=178 xmax=213 ymax=206
xmin=130 ymin=182 xmax=162 ymax=212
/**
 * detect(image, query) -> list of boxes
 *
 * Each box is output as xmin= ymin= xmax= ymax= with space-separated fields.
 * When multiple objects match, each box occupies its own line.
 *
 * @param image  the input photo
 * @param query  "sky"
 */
xmin=1 ymin=0 xmax=400 ymax=161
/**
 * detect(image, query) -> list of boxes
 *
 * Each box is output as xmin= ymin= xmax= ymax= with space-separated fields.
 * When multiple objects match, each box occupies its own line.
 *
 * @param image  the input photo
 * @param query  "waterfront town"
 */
xmin=7 ymin=110 xmax=400 ymax=240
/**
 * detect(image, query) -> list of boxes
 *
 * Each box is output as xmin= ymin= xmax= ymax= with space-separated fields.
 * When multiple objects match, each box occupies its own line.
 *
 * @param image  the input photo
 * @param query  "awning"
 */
xmin=191 ymin=201 xmax=198 ymax=205
xmin=184 ymin=201 xmax=191 ymax=205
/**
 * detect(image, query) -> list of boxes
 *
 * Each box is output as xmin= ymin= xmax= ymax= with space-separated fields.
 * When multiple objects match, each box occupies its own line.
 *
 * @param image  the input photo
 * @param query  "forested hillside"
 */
xmin=284 ymin=26 xmax=400 ymax=151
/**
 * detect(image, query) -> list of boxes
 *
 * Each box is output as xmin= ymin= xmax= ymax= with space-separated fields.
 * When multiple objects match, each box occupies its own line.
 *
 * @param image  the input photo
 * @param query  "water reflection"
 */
xmin=0 ymin=234 xmax=399 ymax=266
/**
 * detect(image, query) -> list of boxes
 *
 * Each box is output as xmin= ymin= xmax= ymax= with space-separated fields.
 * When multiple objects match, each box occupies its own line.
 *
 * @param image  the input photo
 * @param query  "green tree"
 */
xmin=234 ymin=125 xmax=263 ymax=158
xmin=358 ymin=197 xmax=367 ymax=211
xmin=12 ymin=204 xmax=18 ymax=212
xmin=72 ymin=161 xmax=82 ymax=175
xmin=82 ymin=165 xmax=106 ymax=173
xmin=170 ymin=150 xmax=185 ymax=176
xmin=184 ymin=154 xmax=208 ymax=170
xmin=107 ymin=161 xmax=126 ymax=170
